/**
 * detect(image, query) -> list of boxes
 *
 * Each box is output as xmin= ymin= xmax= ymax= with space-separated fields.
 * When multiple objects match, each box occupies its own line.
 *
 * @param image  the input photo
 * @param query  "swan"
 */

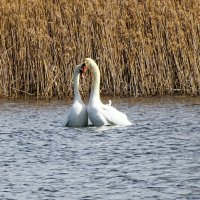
xmin=81 ymin=58 xmax=132 ymax=126
xmin=63 ymin=64 xmax=88 ymax=127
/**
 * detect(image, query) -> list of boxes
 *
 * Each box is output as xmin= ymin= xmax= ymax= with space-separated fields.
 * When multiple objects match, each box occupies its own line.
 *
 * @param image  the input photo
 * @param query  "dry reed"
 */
xmin=0 ymin=0 xmax=199 ymax=99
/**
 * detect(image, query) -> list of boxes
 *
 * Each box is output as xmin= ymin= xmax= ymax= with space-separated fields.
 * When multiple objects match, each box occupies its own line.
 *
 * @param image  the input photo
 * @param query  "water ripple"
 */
xmin=0 ymin=97 xmax=200 ymax=200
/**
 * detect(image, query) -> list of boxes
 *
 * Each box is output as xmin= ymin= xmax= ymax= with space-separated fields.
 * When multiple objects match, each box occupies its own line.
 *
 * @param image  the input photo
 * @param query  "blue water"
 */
xmin=0 ymin=97 xmax=200 ymax=200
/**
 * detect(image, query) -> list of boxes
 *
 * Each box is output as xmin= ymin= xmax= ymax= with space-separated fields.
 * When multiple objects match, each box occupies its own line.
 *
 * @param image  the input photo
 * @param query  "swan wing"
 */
xmin=63 ymin=111 xmax=69 ymax=126
xmin=102 ymin=104 xmax=132 ymax=126
xmin=87 ymin=104 xmax=109 ymax=126
xmin=63 ymin=104 xmax=76 ymax=126
xmin=63 ymin=102 xmax=88 ymax=127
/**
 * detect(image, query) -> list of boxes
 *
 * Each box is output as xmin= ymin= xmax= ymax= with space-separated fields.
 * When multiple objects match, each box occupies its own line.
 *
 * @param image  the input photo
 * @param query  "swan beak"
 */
xmin=81 ymin=63 xmax=87 ymax=73
xmin=79 ymin=69 xmax=84 ymax=78
xmin=80 ymin=63 xmax=87 ymax=78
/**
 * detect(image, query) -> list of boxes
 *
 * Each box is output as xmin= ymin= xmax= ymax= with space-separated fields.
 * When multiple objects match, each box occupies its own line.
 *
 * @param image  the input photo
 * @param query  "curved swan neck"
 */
xmin=90 ymin=62 xmax=100 ymax=101
xmin=73 ymin=71 xmax=82 ymax=103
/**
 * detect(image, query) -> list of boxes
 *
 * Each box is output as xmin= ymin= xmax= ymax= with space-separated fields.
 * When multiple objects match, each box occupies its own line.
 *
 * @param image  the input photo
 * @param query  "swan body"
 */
xmin=83 ymin=58 xmax=132 ymax=126
xmin=63 ymin=64 xmax=88 ymax=127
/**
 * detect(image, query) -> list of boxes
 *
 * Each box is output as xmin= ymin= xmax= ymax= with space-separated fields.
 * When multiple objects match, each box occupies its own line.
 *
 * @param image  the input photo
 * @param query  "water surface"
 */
xmin=0 ymin=97 xmax=200 ymax=200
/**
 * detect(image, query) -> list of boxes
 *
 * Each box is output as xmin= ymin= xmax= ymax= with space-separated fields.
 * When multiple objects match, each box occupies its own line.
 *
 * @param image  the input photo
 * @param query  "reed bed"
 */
xmin=0 ymin=0 xmax=199 ymax=99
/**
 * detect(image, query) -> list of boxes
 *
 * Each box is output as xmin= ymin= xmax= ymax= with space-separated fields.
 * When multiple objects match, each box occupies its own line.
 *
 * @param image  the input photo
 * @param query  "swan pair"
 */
xmin=64 ymin=58 xmax=132 ymax=127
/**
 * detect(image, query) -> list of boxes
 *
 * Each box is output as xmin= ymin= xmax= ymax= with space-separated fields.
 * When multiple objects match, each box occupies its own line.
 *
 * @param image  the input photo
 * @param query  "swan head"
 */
xmin=81 ymin=58 xmax=99 ymax=75
xmin=75 ymin=64 xmax=86 ymax=78
xmin=84 ymin=58 xmax=97 ymax=69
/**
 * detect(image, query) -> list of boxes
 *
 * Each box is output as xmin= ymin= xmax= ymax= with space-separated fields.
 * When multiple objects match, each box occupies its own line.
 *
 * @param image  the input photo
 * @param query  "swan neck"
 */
xmin=73 ymin=72 xmax=82 ymax=102
xmin=90 ymin=64 xmax=100 ymax=101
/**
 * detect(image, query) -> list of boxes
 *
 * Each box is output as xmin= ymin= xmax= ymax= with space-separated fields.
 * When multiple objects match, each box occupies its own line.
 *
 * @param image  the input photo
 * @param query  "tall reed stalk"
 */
xmin=0 ymin=0 xmax=199 ymax=99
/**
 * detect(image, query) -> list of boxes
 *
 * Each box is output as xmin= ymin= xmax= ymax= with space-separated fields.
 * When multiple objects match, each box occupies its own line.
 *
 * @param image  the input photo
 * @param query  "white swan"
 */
xmin=81 ymin=58 xmax=132 ymax=126
xmin=63 ymin=64 xmax=88 ymax=127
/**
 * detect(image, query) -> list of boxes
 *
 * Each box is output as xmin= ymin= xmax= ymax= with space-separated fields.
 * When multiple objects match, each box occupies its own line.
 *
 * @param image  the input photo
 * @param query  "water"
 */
xmin=0 ymin=97 xmax=200 ymax=200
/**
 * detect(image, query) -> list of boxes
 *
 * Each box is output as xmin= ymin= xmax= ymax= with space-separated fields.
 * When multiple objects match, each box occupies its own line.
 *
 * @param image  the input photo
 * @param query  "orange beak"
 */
xmin=80 ymin=71 xmax=84 ymax=78
xmin=81 ymin=63 xmax=87 ymax=72
xmin=80 ymin=63 xmax=88 ymax=78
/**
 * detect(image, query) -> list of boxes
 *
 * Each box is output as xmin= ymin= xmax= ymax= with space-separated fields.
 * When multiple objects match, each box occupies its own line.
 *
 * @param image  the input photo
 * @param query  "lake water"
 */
xmin=0 ymin=96 xmax=200 ymax=200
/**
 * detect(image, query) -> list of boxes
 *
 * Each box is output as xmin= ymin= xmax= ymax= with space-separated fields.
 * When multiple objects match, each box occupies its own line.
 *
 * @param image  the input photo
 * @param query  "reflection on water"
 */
xmin=0 ymin=97 xmax=200 ymax=200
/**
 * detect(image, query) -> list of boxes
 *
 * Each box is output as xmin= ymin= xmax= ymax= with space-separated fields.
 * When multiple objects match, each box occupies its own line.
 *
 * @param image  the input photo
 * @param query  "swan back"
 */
xmin=102 ymin=103 xmax=132 ymax=126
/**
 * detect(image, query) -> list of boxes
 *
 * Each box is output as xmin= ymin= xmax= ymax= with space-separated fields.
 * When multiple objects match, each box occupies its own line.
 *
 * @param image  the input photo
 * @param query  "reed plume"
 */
xmin=0 ymin=0 xmax=199 ymax=99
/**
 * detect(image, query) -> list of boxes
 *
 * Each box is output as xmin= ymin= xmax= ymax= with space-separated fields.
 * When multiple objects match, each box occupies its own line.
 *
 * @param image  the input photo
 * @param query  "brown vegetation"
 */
xmin=0 ymin=0 xmax=200 ymax=99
